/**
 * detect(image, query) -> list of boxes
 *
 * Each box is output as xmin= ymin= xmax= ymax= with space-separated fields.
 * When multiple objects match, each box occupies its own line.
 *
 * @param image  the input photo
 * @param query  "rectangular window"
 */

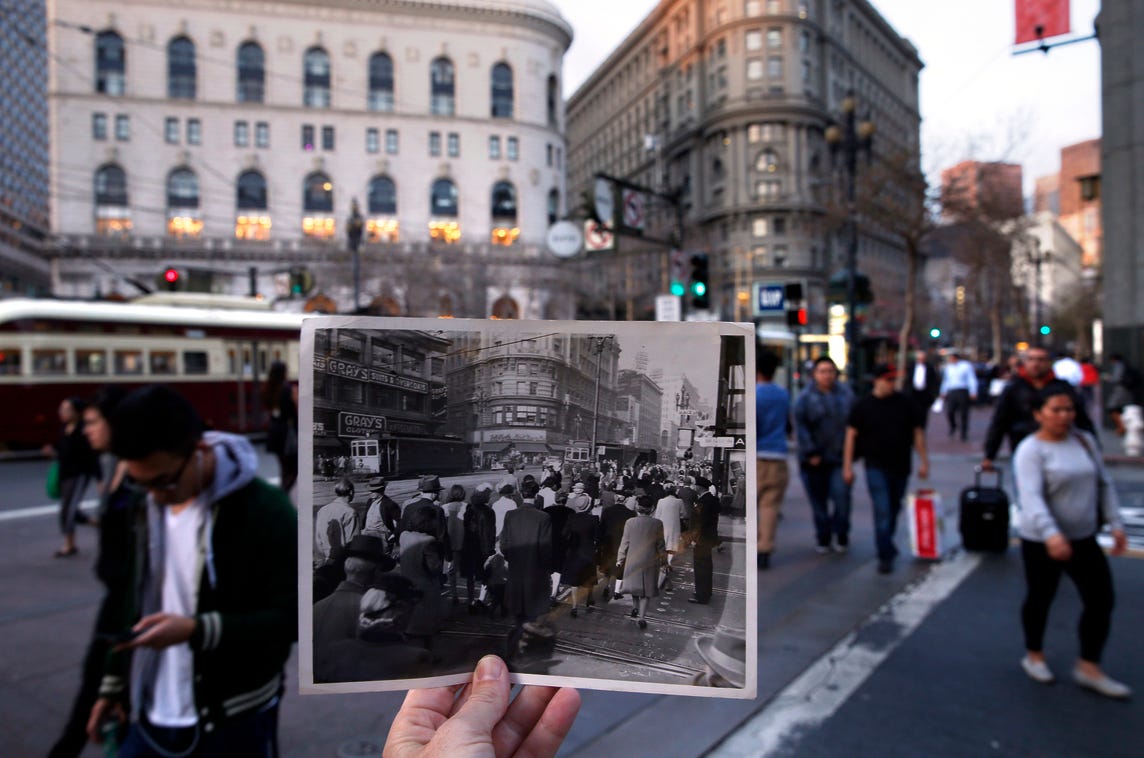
xmin=150 ymin=351 xmax=177 ymax=375
xmin=766 ymin=0 xmax=782 ymax=12
xmin=114 ymin=114 xmax=129 ymax=141
xmin=234 ymin=121 xmax=249 ymax=147
xmin=767 ymin=28 xmax=782 ymax=48
xmin=429 ymin=131 xmax=441 ymax=157
xmin=32 ymin=349 xmax=67 ymax=375
xmin=92 ymin=113 xmax=107 ymax=140
xmin=322 ymin=125 xmax=335 ymax=150
xmin=773 ymin=217 xmax=787 ymax=235
xmin=747 ymin=60 xmax=764 ymax=80
xmin=366 ymin=128 xmax=379 ymax=154
xmin=447 ymin=132 xmax=459 ymax=157
xmin=506 ymin=136 xmax=518 ymax=160
xmin=165 ymin=117 xmax=179 ymax=144
xmin=187 ymin=118 xmax=201 ymax=145
xmin=302 ymin=124 xmax=315 ymax=151
xmin=0 ymin=348 xmax=21 ymax=375
xmin=752 ymin=218 xmax=768 ymax=237
xmin=745 ymin=0 xmax=761 ymax=14
xmin=114 ymin=350 xmax=144 ymax=375
xmin=556 ymin=147 xmax=562 ymax=169
xmin=385 ymin=129 xmax=398 ymax=154
xmin=800 ymin=30 xmax=811 ymax=53
xmin=746 ymin=30 xmax=762 ymax=51
xmin=75 ymin=350 xmax=106 ymax=375
xmin=255 ymin=122 xmax=270 ymax=148
xmin=768 ymin=56 xmax=783 ymax=78
xmin=546 ymin=144 xmax=553 ymax=166
xmin=488 ymin=135 xmax=501 ymax=159
xmin=802 ymin=60 xmax=811 ymax=83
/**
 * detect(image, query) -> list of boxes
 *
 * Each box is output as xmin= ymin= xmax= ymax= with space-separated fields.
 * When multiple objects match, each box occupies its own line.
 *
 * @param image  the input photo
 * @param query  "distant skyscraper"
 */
xmin=0 ymin=0 xmax=51 ymax=295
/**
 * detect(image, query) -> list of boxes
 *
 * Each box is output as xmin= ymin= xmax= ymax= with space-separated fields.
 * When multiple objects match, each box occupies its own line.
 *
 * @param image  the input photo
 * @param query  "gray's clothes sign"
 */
xmin=338 ymin=412 xmax=388 ymax=437
xmin=753 ymin=282 xmax=785 ymax=317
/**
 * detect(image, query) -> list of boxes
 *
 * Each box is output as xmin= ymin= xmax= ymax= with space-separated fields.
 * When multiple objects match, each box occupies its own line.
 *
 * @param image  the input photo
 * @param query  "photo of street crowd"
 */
xmin=298 ymin=317 xmax=756 ymax=698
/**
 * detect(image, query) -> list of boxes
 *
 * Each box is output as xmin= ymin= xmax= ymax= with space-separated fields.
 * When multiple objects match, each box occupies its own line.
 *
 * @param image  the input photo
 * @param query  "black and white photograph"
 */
xmin=299 ymin=317 xmax=756 ymax=699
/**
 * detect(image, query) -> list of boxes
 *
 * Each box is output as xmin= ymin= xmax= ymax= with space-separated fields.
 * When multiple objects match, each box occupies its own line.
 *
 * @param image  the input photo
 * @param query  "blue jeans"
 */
xmin=865 ymin=467 xmax=909 ymax=562
xmin=799 ymin=462 xmax=851 ymax=546
xmin=118 ymin=699 xmax=280 ymax=758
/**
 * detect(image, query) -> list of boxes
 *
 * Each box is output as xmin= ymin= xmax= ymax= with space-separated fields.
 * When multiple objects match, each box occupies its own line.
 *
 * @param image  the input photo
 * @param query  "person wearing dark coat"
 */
xmin=561 ymin=494 xmax=600 ymax=617
xmin=903 ymin=349 xmax=942 ymax=430
xmin=689 ymin=477 xmax=721 ymax=605
xmin=47 ymin=396 xmax=102 ymax=557
xmin=598 ymin=498 xmax=635 ymax=601
xmin=617 ymin=496 xmax=667 ymax=629
xmin=312 ymin=535 xmax=396 ymax=650
xmin=461 ymin=484 xmax=496 ymax=611
xmin=544 ymin=488 xmax=575 ymax=601
xmin=499 ymin=479 xmax=553 ymax=657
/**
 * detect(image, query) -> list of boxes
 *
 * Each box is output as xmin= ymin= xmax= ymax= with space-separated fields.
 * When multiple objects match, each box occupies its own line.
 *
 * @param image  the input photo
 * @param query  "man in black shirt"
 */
xmin=843 ymin=364 xmax=930 ymax=574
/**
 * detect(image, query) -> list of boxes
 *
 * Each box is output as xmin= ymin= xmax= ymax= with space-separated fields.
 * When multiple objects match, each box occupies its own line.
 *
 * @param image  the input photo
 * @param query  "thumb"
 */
xmin=453 ymin=655 xmax=510 ymax=732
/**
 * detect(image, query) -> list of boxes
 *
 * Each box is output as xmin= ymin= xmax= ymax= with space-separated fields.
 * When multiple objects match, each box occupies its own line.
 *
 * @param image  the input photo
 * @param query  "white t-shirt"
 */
xmin=147 ymin=501 xmax=204 ymax=727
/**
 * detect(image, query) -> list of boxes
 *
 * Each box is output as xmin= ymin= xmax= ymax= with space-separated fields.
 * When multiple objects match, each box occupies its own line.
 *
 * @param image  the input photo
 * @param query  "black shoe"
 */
xmin=757 ymin=553 xmax=771 ymax=570
xmin=687 ymin=596 xmax=709 ymax=605
xmin=630 ymin=608 xmax=639 ymax=617
xmin=638 ymin=619 xmax=648 ymax=630
xmin=570 ymin=608 xmax=578 ymax=618
xmin=877 ymin=560 xmax=893 ymax=574
xmin=586 ymin=603 xmax=595 ymax=613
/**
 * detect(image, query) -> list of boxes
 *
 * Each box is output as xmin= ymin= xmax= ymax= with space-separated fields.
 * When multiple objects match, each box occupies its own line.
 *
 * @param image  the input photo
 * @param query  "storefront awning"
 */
xmin=512 ymin=442 xmax=553 ymax=454
xmin=479 ymin=442 xmax=512 ymax=453
xmin=314 ymin=437 xmax=347 ymax=451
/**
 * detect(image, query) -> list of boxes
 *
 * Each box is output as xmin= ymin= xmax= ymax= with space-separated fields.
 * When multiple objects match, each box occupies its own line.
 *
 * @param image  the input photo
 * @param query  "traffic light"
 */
xmin=1039 ymin=324 xmax=1052 ymax=336
xmin=162 ymin=268 xmax=180 ymax=292
xmin=669 ymin=249 xmax=688 ymax=297
xmin=689 ymin=254 xmax=709 ymax=309
xmin=290 ymin=267 xmax=314 ymax=296
xmin=786 ymin=307 xmax=807 ymax=327
xmin=929 ymin=327 xmax=941 ymax=340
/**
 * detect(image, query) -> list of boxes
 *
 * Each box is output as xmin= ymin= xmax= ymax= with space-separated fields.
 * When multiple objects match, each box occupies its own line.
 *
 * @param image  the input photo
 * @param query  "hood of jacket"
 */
xmin=203 ymin=430 xmax=259 ymax=502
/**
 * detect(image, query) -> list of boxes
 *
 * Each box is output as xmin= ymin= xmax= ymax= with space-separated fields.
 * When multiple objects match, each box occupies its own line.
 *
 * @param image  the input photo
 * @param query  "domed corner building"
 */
xmin=47 ymin=0 xmax=577 ymax=318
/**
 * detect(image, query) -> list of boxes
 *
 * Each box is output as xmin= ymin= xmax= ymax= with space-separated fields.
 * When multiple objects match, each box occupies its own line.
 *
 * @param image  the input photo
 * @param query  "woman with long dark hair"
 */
xmin=1014 ymin=385 xmax=1131 ymax=698
xmin=261 ymin=360 xmax=298 ymax=493
xmin=44 ymin=397 xmax=101 ymax=557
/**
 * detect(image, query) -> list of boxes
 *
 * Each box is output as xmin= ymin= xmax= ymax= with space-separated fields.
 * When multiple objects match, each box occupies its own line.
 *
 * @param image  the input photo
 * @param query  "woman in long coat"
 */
xmin=460 ymin=484 xmax=496 ymax=611
xmin=46 ymin=397 xmax=101 ymax=557
xmin=617 ymin=495 xmax=667 ymax=629
xmin=561 ymin=494 xmax=600 ymax=617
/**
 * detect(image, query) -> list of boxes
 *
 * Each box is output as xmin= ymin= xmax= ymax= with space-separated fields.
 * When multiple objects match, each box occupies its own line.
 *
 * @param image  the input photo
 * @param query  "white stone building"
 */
xmin=48 ymin=0 xmax=575 ymax=316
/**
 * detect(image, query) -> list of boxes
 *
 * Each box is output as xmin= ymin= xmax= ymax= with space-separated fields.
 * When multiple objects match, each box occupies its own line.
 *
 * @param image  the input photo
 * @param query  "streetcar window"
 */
xmin=32 ymin=349 xmax=67 ymax=375
xmin=0 ymin=350 xmax=22 ymax=375
xmin=76 ymin=350 xmax=107 ymax=375
xmin=184 ymin=351 xmax=209 ymax=374
xmin=114 ymin=350 xmax=144 ymax=375
xmin=150 ymin=351 xmax=177 ymax=375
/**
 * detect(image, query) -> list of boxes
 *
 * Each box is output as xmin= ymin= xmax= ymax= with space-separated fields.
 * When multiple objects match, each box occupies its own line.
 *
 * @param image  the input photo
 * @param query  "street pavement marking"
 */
xmin=709 ymin=551 xmax=983 ymax=758
xmin=0 ymin=499 xmax=98 ymax=523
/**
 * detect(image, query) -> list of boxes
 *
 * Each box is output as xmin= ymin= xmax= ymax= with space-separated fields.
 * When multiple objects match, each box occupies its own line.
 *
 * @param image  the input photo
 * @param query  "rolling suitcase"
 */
xmin=959 ymin=467 xmax=1010 ymax=552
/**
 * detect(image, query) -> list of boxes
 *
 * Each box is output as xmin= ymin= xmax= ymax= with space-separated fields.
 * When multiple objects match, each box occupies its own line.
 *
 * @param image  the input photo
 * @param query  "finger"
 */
xmin=513 ymin=687 xmax=582 ymax=758
xmin=86 ymin=701 xmax=106 ymax=743
xmin=490 ymin=685 xmax=560 ymax=755
xmin=451 ymin=655 xmax=511 ymax=735
xmin=133 ymin=613 xmax=165 ymax=632
xmin=448 ymin=681 xmax=474 ymax=718
xmin=384 ymin=683 xmax=465 ymax=758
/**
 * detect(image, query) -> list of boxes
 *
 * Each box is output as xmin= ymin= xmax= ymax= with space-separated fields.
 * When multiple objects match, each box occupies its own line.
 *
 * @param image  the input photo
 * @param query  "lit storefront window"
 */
xmin=303 ymin=216 xmax=336 ymax=239
xmin=235 ymin=215 xmax=271 ymax=240
xmin=367 ymin=218 xmax=399 ymax=243
xmin=167 ymin=214 xmax=203 ymax=238
xmin=95 ymin=208 xmax=133 ymax=236
xmin=429 ymin=220 xmax=461 ymax=244
xmin=490 ymin=226 xmax=520 ymax=246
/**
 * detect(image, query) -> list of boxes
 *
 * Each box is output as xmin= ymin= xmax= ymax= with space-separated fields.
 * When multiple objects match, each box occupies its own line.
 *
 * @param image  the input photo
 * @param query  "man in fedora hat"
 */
xmin=692 ymin=626 xmax=747 ymax=688
xmin=363 ymin=476 xmax=400 ymax=544
xmin=399 ymin=474 xmax=445 ymax=538
xmin=313 ymin=534 xmax=397 ymax=649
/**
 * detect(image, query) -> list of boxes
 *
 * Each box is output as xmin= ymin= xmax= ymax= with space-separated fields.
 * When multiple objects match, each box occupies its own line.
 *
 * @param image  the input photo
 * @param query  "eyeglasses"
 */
xmin=125 ymin=452 xmax=193 ymax=494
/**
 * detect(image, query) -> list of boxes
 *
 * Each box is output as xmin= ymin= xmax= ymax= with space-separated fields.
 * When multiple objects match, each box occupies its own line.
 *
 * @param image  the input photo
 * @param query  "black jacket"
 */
xmin=983 ymin=376 xmax=1095 ymax=459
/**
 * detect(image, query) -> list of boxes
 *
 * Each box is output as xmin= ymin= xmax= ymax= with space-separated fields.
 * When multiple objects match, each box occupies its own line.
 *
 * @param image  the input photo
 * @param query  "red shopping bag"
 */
xmin=907 ymin=489 xmax=946 ymax=560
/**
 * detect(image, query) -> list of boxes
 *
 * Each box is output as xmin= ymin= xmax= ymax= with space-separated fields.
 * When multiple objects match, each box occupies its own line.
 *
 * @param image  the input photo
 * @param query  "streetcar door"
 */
xmin=351 ymin=438 xmax=379 ymax=475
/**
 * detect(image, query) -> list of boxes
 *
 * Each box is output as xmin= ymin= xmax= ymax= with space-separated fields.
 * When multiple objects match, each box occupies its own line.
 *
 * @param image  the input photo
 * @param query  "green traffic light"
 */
xmin=929 ymin=327 xmax=941 ymax=339
xmin=691 ymin=281 xmax=707 ymax=297
xmin=1039 ymin=325 xmax=1051 ymax=336
xmin=670 ymin=281 xmax=685 ymax=297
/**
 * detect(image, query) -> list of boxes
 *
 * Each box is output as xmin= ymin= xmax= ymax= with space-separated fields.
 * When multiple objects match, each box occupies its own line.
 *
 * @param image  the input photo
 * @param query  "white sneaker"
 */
xmin=815 ymin=545 xmax=832 ymax=555
xmin=1021 ymin=656 xmax=1054 ymax=684
xmin=1073 ymin=668 xmax=1133 ymax=699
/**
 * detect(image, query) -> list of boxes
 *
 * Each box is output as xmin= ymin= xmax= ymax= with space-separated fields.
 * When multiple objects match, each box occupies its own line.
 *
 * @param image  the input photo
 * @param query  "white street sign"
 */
xmin=655 ymin=294 xmax=682 ymax=321
xmin=594 ymin=178 xmax=615 ymax=225
xmin=546 ymin=221 xmax=583 ymax=258
xmin=698 ymin=436 xmax=735 ymax=448
xmin=584 ymin=220 xmax=614 ymax=251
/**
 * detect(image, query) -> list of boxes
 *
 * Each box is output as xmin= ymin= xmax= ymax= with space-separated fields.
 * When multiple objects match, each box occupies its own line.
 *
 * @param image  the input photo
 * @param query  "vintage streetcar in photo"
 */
xmin=0 ymin=296 xmax=306 ymax=450
xmin=349 ymin=433 xmax=470 ymax=478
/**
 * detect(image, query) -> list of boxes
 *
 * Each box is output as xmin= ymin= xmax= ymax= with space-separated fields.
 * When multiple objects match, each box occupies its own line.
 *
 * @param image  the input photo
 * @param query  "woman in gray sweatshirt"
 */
xmin=1013 ymin=385 xmax=1130 ymax=698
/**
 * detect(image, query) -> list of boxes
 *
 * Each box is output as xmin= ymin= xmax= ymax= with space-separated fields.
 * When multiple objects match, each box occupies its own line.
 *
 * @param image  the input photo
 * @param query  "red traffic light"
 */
xmin=163 ymin=268 xmax=180 ymax=284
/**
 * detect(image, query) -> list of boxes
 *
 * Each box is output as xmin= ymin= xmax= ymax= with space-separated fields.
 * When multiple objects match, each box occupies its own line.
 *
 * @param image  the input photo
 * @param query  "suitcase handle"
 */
xmin=973 ymin=465 xmax=1003 ymax=488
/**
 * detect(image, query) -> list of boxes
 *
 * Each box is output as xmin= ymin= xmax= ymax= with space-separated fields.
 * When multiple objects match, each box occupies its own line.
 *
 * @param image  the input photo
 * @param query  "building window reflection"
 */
xmin=235 ymin=170 xmax=270 ymax=240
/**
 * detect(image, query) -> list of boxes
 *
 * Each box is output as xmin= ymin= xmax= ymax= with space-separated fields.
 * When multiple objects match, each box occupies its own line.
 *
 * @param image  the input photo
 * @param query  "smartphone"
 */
xmin=95 ymin=629 xmax=141 ymax=644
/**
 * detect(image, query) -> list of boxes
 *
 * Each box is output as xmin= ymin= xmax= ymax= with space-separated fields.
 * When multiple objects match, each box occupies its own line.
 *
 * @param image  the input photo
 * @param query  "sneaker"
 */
xmin=1073 ymin=668 xmax=1133 ymax=699
xmin=1021 ymin=656 xmax=1055 ymax=684
xmin=832 ymin=542 xmax=849 ymax=554
xmin=815 ymin=544 xmax=832 ymax=555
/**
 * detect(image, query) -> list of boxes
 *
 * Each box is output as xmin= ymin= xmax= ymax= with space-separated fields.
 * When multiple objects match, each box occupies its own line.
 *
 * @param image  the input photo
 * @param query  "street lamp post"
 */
xmin=825 ymin=91 xmax=874 ymax=378
xmin=347 ymin=199 xmax=365 ymax=312
xmin=1027 ymin=237 xmax=1051 ymax=346
xmin=589 ymin=335 xmax=612 ymax=468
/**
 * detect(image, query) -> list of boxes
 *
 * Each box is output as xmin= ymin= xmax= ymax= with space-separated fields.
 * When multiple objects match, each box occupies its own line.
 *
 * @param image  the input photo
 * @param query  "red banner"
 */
xmin=1015 ymin=0 xmax=1070 ymax=45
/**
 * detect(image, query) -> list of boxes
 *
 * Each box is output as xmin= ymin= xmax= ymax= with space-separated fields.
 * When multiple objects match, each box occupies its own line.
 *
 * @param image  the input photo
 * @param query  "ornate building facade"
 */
xmin=48 ymin=0 xmax=577 ymax=317
xmin=566 ymin=0 xmax=922 ymax=333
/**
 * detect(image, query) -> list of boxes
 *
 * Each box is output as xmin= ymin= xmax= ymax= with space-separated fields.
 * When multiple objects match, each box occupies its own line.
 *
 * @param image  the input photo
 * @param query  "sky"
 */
xmin=552 ymin=0 xmax=1102 ymax=193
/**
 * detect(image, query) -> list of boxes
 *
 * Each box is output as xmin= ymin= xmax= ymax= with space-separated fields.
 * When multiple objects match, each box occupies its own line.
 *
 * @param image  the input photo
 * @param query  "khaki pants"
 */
xmin=756 ymin=458 xmax=790 ymax=554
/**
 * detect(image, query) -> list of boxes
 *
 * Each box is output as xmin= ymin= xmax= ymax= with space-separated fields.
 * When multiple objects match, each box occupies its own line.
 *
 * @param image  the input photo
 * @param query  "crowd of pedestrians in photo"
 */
xmin=311 ymin=460 xmax=733 ymax=681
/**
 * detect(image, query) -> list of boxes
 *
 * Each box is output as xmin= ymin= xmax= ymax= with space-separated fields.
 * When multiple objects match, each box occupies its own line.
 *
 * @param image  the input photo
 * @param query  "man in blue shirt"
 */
xmin=794 ymin=357 xmax=854 ymax=553
xmin=756 ymin=345 xmax=791 ymax=570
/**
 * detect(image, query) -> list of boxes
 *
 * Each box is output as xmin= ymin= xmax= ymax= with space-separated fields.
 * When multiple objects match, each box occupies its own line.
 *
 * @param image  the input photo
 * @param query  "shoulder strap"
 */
xmin=1072 ymin=432 xmax=1106 ymax=514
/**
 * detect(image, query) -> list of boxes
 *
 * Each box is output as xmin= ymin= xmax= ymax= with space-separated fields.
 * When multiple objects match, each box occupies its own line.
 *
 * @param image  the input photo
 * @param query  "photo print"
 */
xmin=299 ymin=317 xmax=757 ymax=699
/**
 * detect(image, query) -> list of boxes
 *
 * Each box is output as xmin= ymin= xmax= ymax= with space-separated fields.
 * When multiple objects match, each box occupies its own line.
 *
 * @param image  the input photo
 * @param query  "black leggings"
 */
xmin=1021 ymin=536 xmax=1115 ymax=663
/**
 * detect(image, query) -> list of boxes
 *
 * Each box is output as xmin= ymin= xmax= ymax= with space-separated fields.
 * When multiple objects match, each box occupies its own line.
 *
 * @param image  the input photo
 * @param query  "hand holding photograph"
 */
xmin=299 ymin=317 xmax=757 ymax=699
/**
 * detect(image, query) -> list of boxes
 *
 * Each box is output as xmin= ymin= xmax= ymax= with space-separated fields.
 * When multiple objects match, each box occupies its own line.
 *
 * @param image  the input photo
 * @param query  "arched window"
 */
xmin=95 ymin=31 xmax=125 ymax=95
xmin=167 ymin=37 xmax=196 ymax=99
xmin=368 ymin=52 xmax=394 ymax=112
xmin=430 ymin=57 xmax=455 ymax=116
xmin=368 ymin=175 xmax=397 ymax=214
xmin=491 ymin=295 xmax=520 ymax=320
xmin=756 ymin=149 xmax=779 ymax=172
xmin=547 ymin=188 xmax=559 ymax=225
xmin=430 ymin=178 xmax=458 ymax=217
xmin=166 ymin=168 xmax=202 ymax=238
xmin=94 ymin=164 xmax=131 ymax=236
xmin=236 ymin=170 xmax=267 ymax=210
xmin=304 ymin=172 xmax=334 ymax=212
xmin=236 ymin=41 xmax=264 ymax=103
xmin=302 ymin=173 xmax=335 ymax=239
xmin=235 ymin=170 xmax=270 ymax=240
xmin=490 ymin=62 xmax=513 ymax=118
xmin=490 ymin=181 xmax=518 ymax=246
xmin=429 ymin=178 xmax=459 ymax=243
xmin=546 ymin=75 xmax=559 ymax=127
xmin=303 ymin=47 xmax=331 ymax=108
